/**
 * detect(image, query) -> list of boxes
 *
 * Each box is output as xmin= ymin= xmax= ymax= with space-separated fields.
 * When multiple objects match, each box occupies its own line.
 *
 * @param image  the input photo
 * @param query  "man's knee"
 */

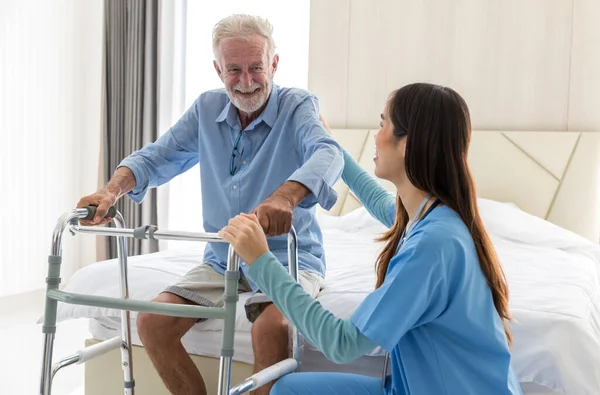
xmin=137 ymin=292 xmax=196 ymax=346
xmin=251 ymin=304 xmax=288 ymax=347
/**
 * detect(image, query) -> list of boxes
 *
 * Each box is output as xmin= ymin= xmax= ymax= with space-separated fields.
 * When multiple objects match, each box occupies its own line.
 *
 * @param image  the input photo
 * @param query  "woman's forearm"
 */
xmin=248 ymin=252 xmax=378 ymax=364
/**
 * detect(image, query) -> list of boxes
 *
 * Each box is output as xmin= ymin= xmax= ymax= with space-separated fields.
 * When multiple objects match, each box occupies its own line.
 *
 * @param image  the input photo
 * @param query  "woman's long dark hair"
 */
xmin=375 ymin=83 xmax=513 ymax=345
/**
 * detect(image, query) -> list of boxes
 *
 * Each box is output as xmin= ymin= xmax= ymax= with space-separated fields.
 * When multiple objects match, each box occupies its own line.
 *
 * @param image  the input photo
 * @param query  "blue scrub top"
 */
xmin=351 ymin=205 xmax=522 ymax=395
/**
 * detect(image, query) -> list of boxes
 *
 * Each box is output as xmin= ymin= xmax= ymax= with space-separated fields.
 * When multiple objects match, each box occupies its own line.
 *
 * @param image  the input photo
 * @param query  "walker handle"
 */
xmin=83 ymin=205 xmax=117 ymax=220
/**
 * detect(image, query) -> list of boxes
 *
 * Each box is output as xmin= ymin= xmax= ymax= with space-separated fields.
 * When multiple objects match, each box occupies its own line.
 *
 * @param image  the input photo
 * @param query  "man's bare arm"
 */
xmin=253 ymin=181 xmax=311 ymax=236
xmin=76 ymin=167 xmax=136 ymax=225
xmin=105 ymin=167 xmax=137 ymax=199
xmin=271 ymin=181 xmax=311 ymax=208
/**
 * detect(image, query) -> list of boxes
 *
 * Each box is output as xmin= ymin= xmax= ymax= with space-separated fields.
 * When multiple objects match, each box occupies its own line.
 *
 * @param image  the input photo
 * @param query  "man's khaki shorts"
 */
xmin=164 ymin=264 xmax=323 ymax=323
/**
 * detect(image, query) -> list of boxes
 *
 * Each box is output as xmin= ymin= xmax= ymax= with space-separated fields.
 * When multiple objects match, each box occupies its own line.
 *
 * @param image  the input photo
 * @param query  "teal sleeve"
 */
xmin=247 ymin=253 xmax=378 ymax=364
xmin=341 ymin=149 xmax=396 ymax=227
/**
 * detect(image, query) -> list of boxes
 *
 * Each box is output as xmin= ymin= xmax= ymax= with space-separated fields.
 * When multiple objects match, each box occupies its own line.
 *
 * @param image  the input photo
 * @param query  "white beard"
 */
xmin=228 ymin=78 xmax=272 ymax=113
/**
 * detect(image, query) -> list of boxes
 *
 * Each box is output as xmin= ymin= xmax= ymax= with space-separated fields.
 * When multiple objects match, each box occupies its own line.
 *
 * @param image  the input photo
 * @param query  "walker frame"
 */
xmin=39 ymin=206 xmax=302 ymax=395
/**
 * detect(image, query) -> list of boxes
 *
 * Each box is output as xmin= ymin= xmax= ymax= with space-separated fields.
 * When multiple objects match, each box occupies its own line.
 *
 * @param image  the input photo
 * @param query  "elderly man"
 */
xmin=77 ymin=13 xmax=343 ymax=395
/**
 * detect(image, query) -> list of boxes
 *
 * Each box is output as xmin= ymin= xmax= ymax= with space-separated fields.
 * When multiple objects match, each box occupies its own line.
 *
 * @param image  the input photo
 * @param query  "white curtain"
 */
xmin=156 ymin=0 xmax=189 ymax=251
xmin=0 ymin=0 xmax=104 ymax=297
xmin=161 ymin=0 xmax=312 ymax=250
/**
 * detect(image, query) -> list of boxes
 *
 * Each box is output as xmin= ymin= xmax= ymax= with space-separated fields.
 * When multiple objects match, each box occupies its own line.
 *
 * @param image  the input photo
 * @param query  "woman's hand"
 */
xmin=219 ymin=213 xmax=269 ymax=265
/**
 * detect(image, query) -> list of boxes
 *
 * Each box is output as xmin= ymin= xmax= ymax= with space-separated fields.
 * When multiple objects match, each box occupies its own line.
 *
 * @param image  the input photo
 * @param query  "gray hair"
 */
xmin=212 ymin=14 xmax=277 ymax=65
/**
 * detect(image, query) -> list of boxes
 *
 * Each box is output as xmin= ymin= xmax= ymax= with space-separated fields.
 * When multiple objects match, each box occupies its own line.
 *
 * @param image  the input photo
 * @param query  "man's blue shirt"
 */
xmin=119 ymin=84 xmax=344 ymax=290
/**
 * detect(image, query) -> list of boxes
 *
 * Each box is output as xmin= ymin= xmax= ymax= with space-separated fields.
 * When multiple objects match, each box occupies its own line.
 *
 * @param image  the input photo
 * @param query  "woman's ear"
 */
xmin=397 ymin=137 xmax=407 ymax=160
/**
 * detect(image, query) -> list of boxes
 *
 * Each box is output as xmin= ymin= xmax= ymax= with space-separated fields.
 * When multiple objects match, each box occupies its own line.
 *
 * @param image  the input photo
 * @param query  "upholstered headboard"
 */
xmin=321 ymin=129 xmax=600 ymax=243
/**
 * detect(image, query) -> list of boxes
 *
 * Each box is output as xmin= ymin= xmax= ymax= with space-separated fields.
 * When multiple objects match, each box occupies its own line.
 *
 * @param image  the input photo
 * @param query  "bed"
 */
xmin=52 ymin=129 xmax=600 ymax=395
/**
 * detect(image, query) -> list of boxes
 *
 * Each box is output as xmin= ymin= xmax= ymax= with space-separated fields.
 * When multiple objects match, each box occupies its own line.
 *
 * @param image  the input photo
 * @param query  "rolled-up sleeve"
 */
xmin=119 ymin=101 xmax=200 ymax=203
xmin=287 ymin=96 xmax=344 ymax=210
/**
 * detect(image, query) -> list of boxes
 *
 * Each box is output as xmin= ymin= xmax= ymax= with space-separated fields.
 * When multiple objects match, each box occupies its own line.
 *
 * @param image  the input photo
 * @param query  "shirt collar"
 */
xmin=215 ymin=84 xmax=279 ymax=130
xmin=260 ymin=84 xmax=278 ymax=128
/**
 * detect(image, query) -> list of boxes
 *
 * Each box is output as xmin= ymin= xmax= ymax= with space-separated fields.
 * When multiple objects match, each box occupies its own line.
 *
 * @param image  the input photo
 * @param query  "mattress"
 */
xmin=55 ymin=198 xmax=600 ymax=394
xmin=86 ymin=316 xmax=561 ymax=394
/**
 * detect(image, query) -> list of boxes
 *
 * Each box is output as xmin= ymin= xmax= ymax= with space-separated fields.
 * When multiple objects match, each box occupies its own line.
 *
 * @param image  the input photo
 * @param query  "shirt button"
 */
xmin=232 ymin=185 xmax=238 ymax=190
xmin=242 ymin=160 xmax=247 ymax=165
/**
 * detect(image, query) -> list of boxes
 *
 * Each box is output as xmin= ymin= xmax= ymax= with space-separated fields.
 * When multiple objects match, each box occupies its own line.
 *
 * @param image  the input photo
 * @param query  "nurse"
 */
xmin=219 ymin=83 xmax=523 ymax=395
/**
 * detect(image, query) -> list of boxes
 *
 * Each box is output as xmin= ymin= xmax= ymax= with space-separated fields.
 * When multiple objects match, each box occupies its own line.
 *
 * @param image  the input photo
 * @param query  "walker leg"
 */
xmin=218 ymin=356 xmax=233 ymax=395
xmin=40 ymin=333 xmax=55 ymax=395
xmin=121 ymin=309 xmax=134 ymax=395
xmin=40 ymin=253 xmax=63 ymax=395
xmin=287 ymin=228 xmax=302 ymax=370
xmin=40 ymin=212 xmax=83 ymax=395
xmin=229 ymin=230 xmax=300 ymax=395
xmin=218 ymin=246 xmax=240 ymax=395
xmin=113 ymin=217 xmax=135 ymax=394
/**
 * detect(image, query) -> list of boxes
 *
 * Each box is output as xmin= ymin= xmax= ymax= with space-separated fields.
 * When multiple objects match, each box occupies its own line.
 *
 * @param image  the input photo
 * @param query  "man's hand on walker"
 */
xmin=76 ymin=188 xmax=118 ymax=226
xmin=252 ymin=195 xmax=294 ymax=237
xmin=219 ymin=213 xmax=269 ymax=265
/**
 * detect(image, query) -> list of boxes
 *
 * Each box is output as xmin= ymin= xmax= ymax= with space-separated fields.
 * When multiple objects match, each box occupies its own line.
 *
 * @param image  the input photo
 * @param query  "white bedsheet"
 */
xmin=54 ymin=199 xmax=600 ymax=394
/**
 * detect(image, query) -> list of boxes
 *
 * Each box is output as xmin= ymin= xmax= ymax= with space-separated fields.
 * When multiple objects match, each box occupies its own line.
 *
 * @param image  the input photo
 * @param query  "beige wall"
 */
xmin=308 ymin=0 xmax=600 ymax=132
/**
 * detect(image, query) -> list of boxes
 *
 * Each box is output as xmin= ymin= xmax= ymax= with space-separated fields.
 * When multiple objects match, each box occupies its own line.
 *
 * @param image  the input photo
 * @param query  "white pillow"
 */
xmin=323 ymin=197 xmax=596 ymax=250
xmin=318 ymin=197 xmax=519 ymax=234
xmin=476 ymin=197 xmax=598 ymax=252
xmin=317 ymin=205 xmax=388 ymax=234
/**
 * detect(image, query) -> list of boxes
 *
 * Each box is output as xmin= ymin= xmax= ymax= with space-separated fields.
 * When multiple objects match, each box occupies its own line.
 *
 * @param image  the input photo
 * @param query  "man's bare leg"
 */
xmin=250 ymin=303 xmax=290 ymax=395
xmin=137 ymin=293 xmax=206 ymax=395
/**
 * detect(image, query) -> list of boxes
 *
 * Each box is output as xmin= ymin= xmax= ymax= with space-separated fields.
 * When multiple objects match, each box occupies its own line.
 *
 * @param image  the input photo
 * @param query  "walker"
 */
xmin=39 ymin=205 xmax=302 ymax=395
